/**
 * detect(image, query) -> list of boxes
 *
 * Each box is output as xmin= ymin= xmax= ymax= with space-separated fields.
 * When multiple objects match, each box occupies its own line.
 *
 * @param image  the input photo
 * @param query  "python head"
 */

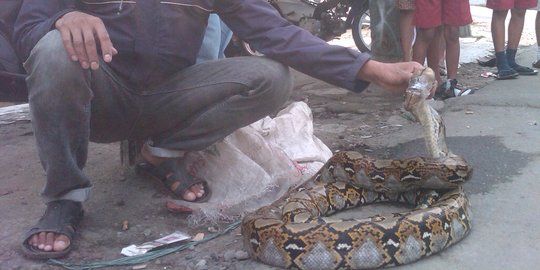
xmin=404 ymin=67 xmax=436 ymax=112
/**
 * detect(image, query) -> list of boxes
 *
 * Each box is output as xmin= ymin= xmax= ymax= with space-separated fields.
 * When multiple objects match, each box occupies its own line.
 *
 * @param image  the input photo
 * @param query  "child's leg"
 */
xmin=399 ymin=9 xmax=416 ymax=61
xmin=412 ymin=0 xmax=442 ymax=66
xmin=491 ymin=9 xmax=508 ymax=53
xmin=426 ymin=27 xmax=443 ymax=87
xmin=491 ymin=9 xmax=517 ymax=76
xmin=439 ymin=28 xmax=447 ymax=76
xmin=413 ymin=27 xmax=437 ymax=66
xmin=537 ymin=9 xmax=540 ymax=53
xmin=535 ymin=10 xmax=540 ymax=66
xmin=444 ymin=25 xmax=460 ymax=80
xmin=505 ymin=7 xmax=537 ymax=74
xmin=507 ymin=8 xmax=526 ymax=50
xmin=434 ymin=0 xmax=474 ymax=97
xmin=441 ymin=24 xmax=473 ymax=98
xmin=506 ymin=8 xmax=525 ymax=65
xmin=441 ymin=0 xmax=472 ymax=80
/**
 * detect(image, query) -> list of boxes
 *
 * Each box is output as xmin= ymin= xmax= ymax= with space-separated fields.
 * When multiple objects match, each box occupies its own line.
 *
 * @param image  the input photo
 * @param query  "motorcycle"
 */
xmin=227 ymin=0 xmax=372 ymax=56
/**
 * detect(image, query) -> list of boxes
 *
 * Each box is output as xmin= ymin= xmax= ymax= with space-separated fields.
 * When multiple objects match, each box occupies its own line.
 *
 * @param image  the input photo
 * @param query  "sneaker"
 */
xmin=436 ymin=79 xmax=474 ymax=99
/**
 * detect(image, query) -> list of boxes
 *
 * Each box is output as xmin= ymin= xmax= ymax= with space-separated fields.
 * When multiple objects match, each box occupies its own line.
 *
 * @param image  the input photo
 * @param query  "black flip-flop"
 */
xmin=496 ymin=69 xmax=519 ymax=80
xmin=512 ymin=65 xmax=538 ymax=76
xmin=136 ymin=159 xmax=211 ymax=202
xmin=21 ymin=200 xmax=84 ymax=259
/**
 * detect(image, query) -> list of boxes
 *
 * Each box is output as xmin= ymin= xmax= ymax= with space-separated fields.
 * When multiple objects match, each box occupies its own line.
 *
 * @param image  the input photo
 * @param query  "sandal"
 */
xmin=495 ymin=69 xmax=519 ymax=80
xmin=511 ymin=65 xmax=538 ymax=76
xmin=21 ymin=200 xmax=84 ymax=259
xmin=136 ymin=159 xmax=211 ymax=202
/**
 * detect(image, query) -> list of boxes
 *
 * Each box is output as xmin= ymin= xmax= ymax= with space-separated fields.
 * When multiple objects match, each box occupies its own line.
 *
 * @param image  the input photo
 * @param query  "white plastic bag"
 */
xmin=176 ymin=102 xmax=333 ymax=225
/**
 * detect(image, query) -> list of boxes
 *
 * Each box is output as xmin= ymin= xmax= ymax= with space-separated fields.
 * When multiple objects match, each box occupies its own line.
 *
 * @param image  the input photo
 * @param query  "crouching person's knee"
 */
xmin=24 ymin=30 xmax=78 ymax=74
xmin=252 ymin=57 xmax=293 ymax=110
xmin=24 ymin=30 xmax=90 ymax=102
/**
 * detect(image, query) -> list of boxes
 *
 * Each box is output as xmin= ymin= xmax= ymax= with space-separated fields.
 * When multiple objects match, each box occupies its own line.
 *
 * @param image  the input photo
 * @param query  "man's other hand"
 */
xmin=55 ymin=11 xmax=117 ymax=70
xmin=357 ymin=60 xmax=428 ymax=95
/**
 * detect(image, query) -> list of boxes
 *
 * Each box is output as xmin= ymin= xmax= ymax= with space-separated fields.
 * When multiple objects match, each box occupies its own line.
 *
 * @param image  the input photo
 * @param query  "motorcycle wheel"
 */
xmin=351 ymin=7 xmax=371 ymax=53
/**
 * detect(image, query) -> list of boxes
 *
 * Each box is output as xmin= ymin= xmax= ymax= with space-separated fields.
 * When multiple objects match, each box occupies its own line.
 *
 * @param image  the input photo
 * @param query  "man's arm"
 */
xmin=217 ymin=0 xmax=423 ymax=95
xmin=217 ymin=0 xmax=370 ymax=92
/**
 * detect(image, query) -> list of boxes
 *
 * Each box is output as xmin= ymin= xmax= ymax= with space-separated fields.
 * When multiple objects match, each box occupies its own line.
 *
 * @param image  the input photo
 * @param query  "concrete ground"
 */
xmin=365 ymin=47 xmax=540 ymax=270
xmin=1 ymin=5 xmax=540 ymax=270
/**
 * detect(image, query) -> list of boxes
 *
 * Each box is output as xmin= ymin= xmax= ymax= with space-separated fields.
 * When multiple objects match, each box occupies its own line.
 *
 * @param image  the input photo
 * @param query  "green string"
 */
xmin=48 ymin=220 xmax=241 ymax=270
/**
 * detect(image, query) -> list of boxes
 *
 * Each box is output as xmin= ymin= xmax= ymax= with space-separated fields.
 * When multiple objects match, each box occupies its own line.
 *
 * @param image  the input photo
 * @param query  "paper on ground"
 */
xmin=121 ymin=231 xmax=191 ymax=256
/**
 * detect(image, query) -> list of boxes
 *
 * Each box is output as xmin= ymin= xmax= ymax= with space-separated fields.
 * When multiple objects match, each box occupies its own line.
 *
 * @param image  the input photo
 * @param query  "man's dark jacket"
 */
xmin=14 ymin=0 xmax=371 ymax=91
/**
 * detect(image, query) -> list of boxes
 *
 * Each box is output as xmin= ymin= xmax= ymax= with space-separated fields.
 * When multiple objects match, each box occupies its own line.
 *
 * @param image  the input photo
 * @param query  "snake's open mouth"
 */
xmin=404 ymin=67 xmax=435 ymax=112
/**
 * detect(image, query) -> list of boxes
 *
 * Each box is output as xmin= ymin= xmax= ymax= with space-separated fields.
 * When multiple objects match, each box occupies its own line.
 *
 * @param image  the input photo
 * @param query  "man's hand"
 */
xmin=357 ymin=60 xmax=432 ymax=95
xmin=55 ymin=11 xmax=117 ymax=70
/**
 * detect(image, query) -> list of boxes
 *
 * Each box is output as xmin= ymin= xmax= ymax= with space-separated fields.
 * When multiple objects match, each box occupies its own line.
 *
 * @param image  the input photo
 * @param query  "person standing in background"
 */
xmin=413 ymin=0 xmax=474 ymax=98
xmin=488 ymin=0 xmax=538 ymax=79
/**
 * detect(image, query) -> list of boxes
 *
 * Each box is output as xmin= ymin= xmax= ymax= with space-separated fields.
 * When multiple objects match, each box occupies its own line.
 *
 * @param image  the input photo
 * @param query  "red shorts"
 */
xmin=486 ymin=0 xmax=538 ymax=10
xmin=414 ymin=0 xmax=473 ymax=28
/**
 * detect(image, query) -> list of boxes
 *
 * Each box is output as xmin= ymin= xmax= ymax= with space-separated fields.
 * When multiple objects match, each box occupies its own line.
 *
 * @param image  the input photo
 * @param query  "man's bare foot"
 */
xmin=22 ymin=200 xmax=83 ymax=259
xmin=170 ymin=181 xmax=205 ymax=201
xmin=28 ymin=231 xmax=70 ymax=252
xmin=141 ymin=146 xmax=207 ymax=202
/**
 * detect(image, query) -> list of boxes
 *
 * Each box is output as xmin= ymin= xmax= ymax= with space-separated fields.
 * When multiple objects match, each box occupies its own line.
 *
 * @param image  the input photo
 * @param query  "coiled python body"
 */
xmin=242 ymin=68 xmax=473 ymax=269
